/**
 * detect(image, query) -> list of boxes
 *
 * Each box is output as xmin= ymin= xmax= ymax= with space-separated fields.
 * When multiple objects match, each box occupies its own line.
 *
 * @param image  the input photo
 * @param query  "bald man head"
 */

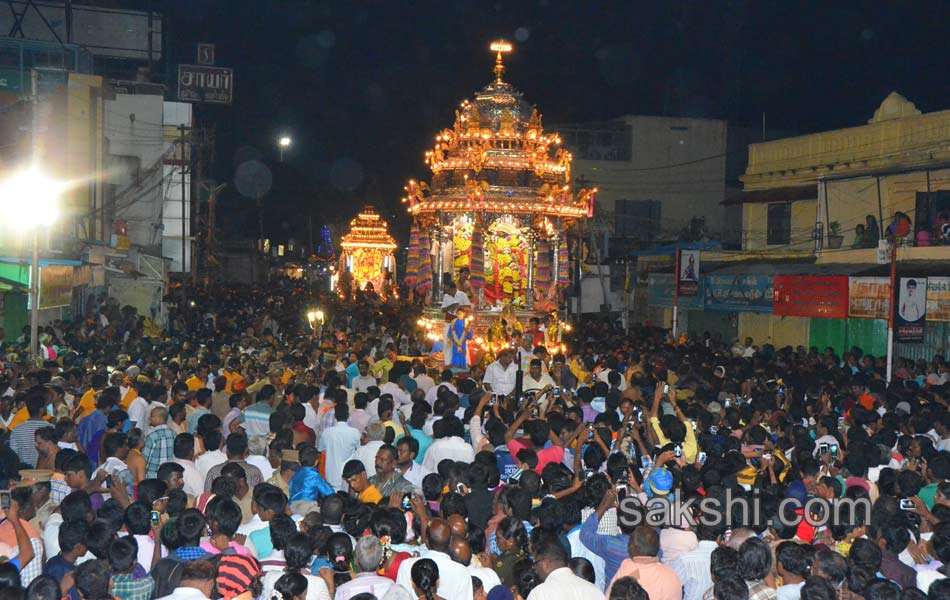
xmin=448 ymin=514 xmax=467 ymax=537
xmin=427 ymin=518 xmax=452 ymax=553
xmin=448 ymin=535 xmax=472 ymax=566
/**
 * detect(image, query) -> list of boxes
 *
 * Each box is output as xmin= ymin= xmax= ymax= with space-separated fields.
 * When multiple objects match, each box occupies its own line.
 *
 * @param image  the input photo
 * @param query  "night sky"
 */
xmin=160 ymin=0 xmax=950 ymax=245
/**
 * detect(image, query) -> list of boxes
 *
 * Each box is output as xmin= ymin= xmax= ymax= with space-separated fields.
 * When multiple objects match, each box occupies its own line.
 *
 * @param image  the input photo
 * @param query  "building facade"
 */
xmin=645 ymin=92 xmax=950 ymax=362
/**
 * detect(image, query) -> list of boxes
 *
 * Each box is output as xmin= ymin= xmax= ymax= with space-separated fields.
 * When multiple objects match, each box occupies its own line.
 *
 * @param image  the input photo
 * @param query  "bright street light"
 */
xmin=0 ymin=165 xmax=62 ymax=364
xmin=278 ymin=135 xmax=292 ymax=162
xmin=0 ymin=166 xmax=61 ymax=227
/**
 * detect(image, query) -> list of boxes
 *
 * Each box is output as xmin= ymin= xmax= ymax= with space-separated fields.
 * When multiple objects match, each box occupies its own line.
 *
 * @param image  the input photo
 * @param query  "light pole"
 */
xmin=278 ymin=135 xmax=292 ymax=162
xmin=0 ymin=166 xmax=61 ymax=364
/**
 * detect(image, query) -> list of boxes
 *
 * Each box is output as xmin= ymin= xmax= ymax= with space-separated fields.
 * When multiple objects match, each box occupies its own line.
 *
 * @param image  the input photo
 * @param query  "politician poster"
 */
xmin=895 ymin=277 xmax=927 ymax=342
xmin=677 ymin=250 xmax=700 ymax=297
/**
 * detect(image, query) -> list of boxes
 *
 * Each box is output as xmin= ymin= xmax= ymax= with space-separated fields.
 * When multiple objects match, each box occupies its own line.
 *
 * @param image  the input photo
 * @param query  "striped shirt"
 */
xmin=578 ymin=512 xmax=629 ymax=585
xmin=672 ymin=540 xmax=717 ymax=600
xmin=143 ymin=425 xmax=176 ymax=479
xmin=9 ymin=419 xmax=52 ymax=468
xmin=241 ymin=401 xmax=273 ymax=437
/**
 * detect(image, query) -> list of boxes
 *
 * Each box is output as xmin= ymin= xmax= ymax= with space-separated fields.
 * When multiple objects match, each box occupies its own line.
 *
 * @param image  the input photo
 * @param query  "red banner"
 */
xmin=773 ymin=275 xmax=849 ymax=319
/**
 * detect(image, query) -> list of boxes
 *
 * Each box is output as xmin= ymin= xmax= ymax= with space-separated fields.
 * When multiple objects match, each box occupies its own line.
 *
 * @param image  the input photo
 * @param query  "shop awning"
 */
xmin=0 ymin=257 xmax=83 ymax=267
xmin=723 ymin=184 xmax=818 ymax=206
xmin=705 ymin=260 xmax=877 ymax=277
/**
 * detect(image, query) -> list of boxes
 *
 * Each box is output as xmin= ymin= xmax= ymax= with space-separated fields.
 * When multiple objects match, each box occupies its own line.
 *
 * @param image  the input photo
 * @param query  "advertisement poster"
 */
xmin=773 ymin=275 xmax=849 ymax=318
xmin=927 ymin=277 xmax=950 ymax=322
xmin=704 ymin=274 xmax=773 ymax=313
xmin=677 ymin=250 xmax=700 ymax=297
xmin=848 ymin=277 xmax=891 ymax=319
xmin=895 ymin=277 xmax=927 ymax=342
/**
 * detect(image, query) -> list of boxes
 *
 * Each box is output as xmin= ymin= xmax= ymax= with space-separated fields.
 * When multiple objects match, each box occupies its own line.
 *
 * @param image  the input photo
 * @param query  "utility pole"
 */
xmin=256 ymin=191 xmax=264 ymax=251
xmin=886 ymin=240 xmax=897 ymax=382
xmin=178 ymin=124 xmax=188 ymax=278
xmin=672 ymin=247 xmax=681 ymax=340
xmin=193 ymin=127 xmax=203 ymax=286
xmin=203 ymin=181 xmax=226 ymax=287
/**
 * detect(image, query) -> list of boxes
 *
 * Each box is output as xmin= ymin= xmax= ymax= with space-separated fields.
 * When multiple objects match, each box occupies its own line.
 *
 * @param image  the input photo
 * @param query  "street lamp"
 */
xmin=278 ymin=135 xmax=292 ymax=162
xmin=306 ymin=308 xmax=325 ymax=337
xmin=0 ymin=166 xmax=61 ymax=364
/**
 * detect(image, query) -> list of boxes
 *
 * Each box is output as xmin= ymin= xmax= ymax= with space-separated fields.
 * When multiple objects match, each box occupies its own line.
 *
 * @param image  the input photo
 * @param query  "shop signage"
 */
xmin=704 ymin=274 xmax=773 ymax=313
xmin=926 ymin=277 xmax=950 ymax=322
xmin=848 ymin=277 xmax=891 ymax=320
xmin=773 ymin=275 xmax=848 ymax=318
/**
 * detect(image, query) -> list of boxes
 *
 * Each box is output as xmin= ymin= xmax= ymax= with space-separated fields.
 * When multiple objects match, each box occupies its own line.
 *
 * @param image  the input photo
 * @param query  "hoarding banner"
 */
xmin=39 ymin=265 xmax=75 ymax=309
xmin=895 ymin=277 xmax=926 ymax=342
xmin=926 ymin=277 xmax=950 ymax=322
xmin=178 ymin=64 xmax=233 ymax=104
xmin=773 ymin=275 xmax=849 ymax=318
xmin=646 ymin=273 xmax=702 ymax=309
xmin=704 ymin=274 xmax=773 ymax=313
xmin=677 ymin=249 xmax=700 ymax=297
xmin=848 ymin=277 xmax=891 ymax=319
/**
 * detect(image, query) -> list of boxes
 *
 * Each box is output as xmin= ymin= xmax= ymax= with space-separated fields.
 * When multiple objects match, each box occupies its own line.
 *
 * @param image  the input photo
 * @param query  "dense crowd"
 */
xmin=0 ymin=281 xmax=945 ymax=600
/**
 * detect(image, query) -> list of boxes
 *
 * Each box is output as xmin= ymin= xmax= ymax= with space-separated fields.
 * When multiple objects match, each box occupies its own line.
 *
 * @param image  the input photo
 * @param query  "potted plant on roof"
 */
xmin=827 ymin=221 xmax=844 ymax=249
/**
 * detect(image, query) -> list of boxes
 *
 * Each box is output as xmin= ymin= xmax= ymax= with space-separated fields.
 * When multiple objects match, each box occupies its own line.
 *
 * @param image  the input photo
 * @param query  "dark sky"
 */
xmin=161 ymin=0 xmax=950 ymax=244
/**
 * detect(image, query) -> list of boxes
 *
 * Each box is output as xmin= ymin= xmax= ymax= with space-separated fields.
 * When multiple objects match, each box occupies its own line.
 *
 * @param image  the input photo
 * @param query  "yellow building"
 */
xmin=698 ymin=91 xmax=950 ymax=355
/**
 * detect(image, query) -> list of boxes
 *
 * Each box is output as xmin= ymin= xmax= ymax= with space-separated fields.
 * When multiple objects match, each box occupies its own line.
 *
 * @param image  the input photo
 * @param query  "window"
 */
xmin=615 ymin=199 xmax=661 ymax=240
xmin=767 ymin=203 xmax=791 ymax=245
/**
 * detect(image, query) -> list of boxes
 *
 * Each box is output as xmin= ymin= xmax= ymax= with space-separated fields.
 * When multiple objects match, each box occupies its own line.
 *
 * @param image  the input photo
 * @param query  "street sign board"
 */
xmin=197 ymin=43 xmax=215 ymax=65
xmin=177 ymin=64 xmax=233 ymax=105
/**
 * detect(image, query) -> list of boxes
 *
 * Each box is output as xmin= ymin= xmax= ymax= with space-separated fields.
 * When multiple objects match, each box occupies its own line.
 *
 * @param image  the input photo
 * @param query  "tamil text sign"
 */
xmin=704 ymin=274 xmax=773 ymax=313
xmin=773 ymin=275 xmax=848 ymax=318
xmin=178 ymin=64 xmax=233 ymax=104
xmin=927 ymin=277 xmax=950 ymax=322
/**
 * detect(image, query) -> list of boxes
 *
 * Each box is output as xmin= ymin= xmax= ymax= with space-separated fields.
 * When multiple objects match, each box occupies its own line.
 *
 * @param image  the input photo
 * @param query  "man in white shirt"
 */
xmin=345 ymin=421 xmax=386 ymax=486
xmin=524 ymin=359 xmax=556 ymax=392
xmin=397 ymin=519 xmax=473 ymax=600
xmin=155 ymin=560 xmax=217 ymax=600
xmin=482 ymin=350 xmax=517 ymax=397
xmin=195 ymin=430 xmax=228 ymax=479
xmin=412 ymin=364 xmax=436 ymax=394
xmin=351 ymin=361 xmax=377 ymax=394
xmin=319 ymin=403 xmax=363 ymax=490
xmin=671 ymin=526 xmax=719 ymax=600
xmin=424 ymin=370 xmax=457 ymax=407
xmin=379 ymin=377 xmax=411 ymax=413
xmin=396 ymin=436 xmax=430 ymax=489
xmin=126 ymin=379 xmax=150 ymax=429
xmin=595 ymin=356 xmax=627 ymax=392
xmin=526 ymin=536 xmax=604 ymax=600
xmin=172 ymin=433 xmax=205 ymax=498
xmin=422 ymin=416 xmax=475 ymax=472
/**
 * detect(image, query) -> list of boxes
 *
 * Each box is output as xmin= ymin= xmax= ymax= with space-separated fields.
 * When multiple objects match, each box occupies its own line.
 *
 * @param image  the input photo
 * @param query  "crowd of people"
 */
xmin=0 ymin=281 xmax=945 ymax=600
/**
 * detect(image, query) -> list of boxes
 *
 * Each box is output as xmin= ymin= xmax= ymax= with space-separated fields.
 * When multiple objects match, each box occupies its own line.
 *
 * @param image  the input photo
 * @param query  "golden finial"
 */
xmin=490 ymin=39 xmax=512 ymax=83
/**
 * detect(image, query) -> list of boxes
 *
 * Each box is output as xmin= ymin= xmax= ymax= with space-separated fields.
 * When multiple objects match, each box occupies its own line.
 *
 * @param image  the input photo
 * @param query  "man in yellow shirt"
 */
xmin=222 ymin=359 xmax=244 ymax=393
xmin=185 ymin=364 xmax=210 ymax=391
xmin=75 ymin=372 xmax=109 ymax=420
xmin=342 ymin=459 xmax=382 ymax=504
